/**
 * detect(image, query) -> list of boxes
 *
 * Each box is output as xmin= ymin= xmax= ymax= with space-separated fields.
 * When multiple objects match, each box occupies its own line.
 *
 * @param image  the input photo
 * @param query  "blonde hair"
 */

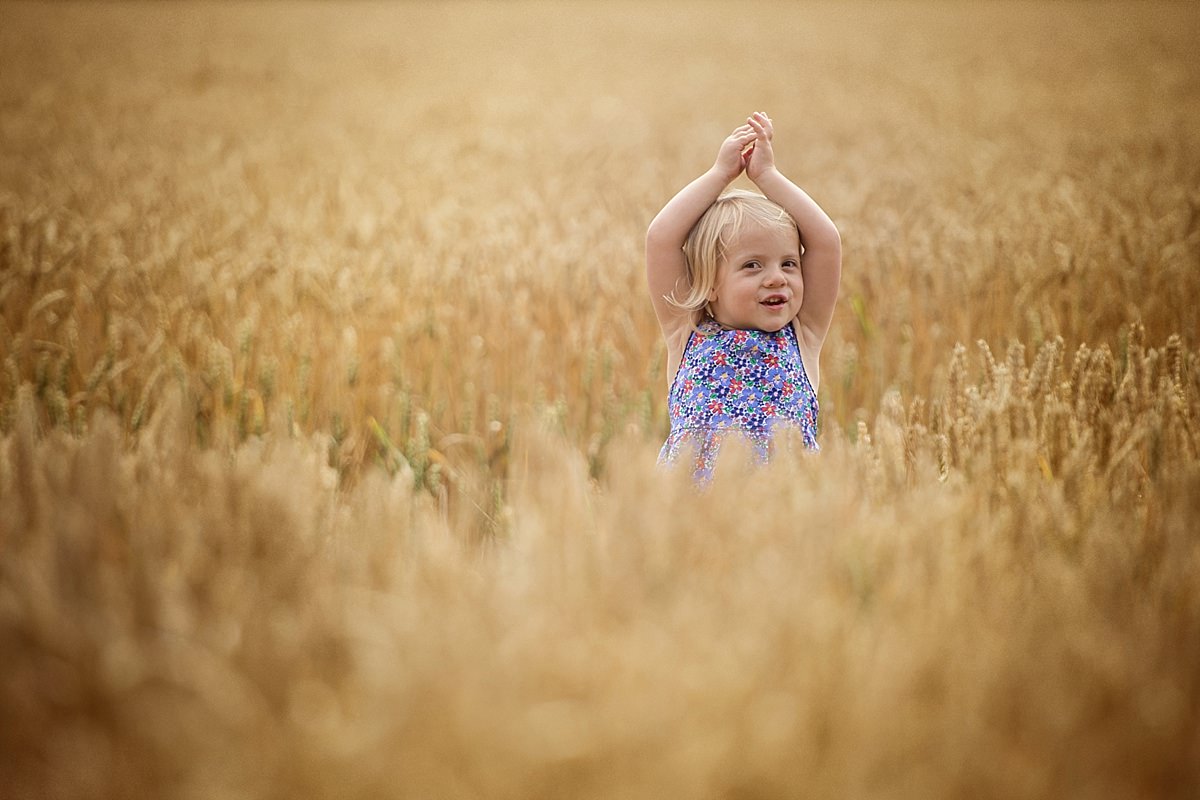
xmin=669 ymin=189 xmax=800 ymax=319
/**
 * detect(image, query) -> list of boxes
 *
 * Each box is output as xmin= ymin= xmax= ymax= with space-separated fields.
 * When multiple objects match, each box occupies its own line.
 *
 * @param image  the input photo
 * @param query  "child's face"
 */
xmin=708 ymin=222 xmax=803 ymax=332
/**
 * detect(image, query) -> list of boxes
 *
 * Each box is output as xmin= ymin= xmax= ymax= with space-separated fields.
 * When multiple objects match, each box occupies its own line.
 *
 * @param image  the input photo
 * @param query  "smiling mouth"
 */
xmin=761 ymin=296 xmax=788 ymax=307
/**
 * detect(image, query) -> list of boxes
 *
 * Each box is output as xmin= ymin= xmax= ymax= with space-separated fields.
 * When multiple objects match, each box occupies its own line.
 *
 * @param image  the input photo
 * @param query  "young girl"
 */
xmin=647 ymin=112 xmax=842 ymax=482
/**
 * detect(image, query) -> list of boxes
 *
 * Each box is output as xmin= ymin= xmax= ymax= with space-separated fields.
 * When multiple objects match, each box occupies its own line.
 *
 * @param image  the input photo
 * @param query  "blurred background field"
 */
xmin=1 ymin=2 xmax=1199 ymax=798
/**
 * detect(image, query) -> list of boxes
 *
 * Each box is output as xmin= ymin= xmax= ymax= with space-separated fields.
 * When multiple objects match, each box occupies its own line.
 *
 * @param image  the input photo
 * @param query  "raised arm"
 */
xmin=744 ymin=112 xmax=842 ymax=350
xmin=645 ymin=124 xmax=757 ymax=333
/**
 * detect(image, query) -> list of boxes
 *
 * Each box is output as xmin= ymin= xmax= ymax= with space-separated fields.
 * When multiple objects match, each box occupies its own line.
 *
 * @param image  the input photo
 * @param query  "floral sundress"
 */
xmin=658 ymin=318 xmax=819 ymax=483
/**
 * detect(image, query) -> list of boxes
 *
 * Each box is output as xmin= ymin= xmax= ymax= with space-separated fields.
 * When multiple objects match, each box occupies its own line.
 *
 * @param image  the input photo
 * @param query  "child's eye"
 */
xmin=783 ymin=260 xmax=799 ymax=268
xmin=742 ymin=261 xmax=761 ymax=270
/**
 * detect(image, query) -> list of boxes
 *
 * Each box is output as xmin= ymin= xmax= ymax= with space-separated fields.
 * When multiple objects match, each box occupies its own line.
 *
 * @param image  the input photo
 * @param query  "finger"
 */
xmin=751 ymin=111 xmax=774 ymax=137
xmin=750 ymin=119 xmax=774 ymax=144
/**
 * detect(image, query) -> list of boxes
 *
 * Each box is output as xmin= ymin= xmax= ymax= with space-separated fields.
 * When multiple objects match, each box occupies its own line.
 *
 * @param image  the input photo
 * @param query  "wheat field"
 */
xmin=2 ymin=1 xmax=1199 ymax=798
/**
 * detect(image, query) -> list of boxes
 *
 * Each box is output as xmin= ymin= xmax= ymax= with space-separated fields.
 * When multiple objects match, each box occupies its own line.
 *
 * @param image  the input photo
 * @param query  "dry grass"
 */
xmin=1 ymin=1 xmax=1199 ymax=798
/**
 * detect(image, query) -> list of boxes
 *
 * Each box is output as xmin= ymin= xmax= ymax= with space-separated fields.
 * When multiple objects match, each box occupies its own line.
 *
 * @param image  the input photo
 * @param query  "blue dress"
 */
xmin=658 ymin=318 xmax=819 ymax=482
